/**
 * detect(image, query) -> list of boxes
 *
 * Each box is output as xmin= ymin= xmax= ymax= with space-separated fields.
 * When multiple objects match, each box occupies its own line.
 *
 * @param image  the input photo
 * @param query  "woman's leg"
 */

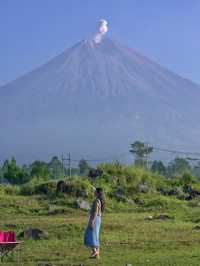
xmin=90 ymin=247 xmax=97 ymax=257
xmin=96 ymin=247 xmax=100 ymax=258
xmin=90 ymin=247 xmax=100 ymax=259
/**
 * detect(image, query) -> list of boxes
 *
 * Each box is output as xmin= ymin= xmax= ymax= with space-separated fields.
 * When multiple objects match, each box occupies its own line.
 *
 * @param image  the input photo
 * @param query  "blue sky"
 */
xmin=0 ymin=0 xmax=200 ymax=86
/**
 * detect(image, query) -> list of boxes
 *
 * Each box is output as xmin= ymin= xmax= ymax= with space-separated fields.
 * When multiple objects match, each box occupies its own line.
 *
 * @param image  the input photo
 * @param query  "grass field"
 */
xmin=1 ymin=189 xmax=200 ymax=266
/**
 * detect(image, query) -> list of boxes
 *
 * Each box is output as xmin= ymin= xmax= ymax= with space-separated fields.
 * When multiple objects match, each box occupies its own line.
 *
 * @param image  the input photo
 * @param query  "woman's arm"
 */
xmin=89 ymin=200 xmax=99 ymax=228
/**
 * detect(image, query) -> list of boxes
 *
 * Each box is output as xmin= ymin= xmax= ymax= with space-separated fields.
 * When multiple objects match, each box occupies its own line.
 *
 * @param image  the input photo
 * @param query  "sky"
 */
xmin=0 ymin=0 xmax=200 ymax=86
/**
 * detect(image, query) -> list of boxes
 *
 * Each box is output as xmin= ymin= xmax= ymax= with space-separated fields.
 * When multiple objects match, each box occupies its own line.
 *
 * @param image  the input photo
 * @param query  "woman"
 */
xmin=84 ymin=187 xmax=105 ymax=259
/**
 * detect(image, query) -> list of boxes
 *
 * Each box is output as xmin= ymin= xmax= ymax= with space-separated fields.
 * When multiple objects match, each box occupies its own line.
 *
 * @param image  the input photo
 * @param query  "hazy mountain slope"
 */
xmin=0 ymin=39 xmax=200 ymax=162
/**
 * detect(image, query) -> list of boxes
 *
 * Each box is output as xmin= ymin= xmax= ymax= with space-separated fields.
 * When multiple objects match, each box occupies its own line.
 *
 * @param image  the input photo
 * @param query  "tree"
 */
xmin=130 ymin=141 xmax=153 ymax=167
xmin=78 ymin=159 xmax=91 ymax=175
xmin=0 ymin=165 xmax=3 ymax=182
xmin=30 ymin=160 xmax=49 ymax=180
xmin=151 ymin=160 xmax=166 ymax=176
xmin=167 ymin=157 xmax=191 ymax=177
xmin=48 ymin=156 xmax=62 ymax=179
xmin=4 ymin=157 xmax=28 ymax=184
xmin=193 ymin=161 xmax=200 ymax=179
xmin=2 ymin=159 xmax=9 ymax=175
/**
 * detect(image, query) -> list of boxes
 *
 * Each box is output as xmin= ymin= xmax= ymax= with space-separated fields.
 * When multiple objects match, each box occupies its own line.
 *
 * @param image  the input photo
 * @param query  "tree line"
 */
xmin=0 ymin=156 xmax=91 ymax=185
xmin=130 ymin=141 xmax=200 ymax=178
xmin=1 ymin=141 xmax=200 ymax=185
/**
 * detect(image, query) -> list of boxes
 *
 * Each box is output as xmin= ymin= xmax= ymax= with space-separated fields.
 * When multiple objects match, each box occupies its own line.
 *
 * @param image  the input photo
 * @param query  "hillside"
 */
xmin=1 ymin=39 xmax=200 ymax=161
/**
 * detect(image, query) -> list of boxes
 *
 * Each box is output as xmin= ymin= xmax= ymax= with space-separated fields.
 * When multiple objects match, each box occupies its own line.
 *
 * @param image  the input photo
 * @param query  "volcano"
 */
xmin=0 ymin=38 xmax=200 ymax=162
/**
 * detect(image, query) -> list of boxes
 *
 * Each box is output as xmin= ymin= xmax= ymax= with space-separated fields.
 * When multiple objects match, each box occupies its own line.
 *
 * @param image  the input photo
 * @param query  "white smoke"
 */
xmin=94 ymin=19 xmax=108 ymax=43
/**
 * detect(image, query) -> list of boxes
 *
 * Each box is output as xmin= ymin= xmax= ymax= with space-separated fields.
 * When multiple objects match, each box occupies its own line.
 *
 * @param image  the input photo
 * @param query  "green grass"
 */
xmin=1 ymin=190 xmax=200 ymax=266
xmin=0 ymin=164 xmax=200 ymax=266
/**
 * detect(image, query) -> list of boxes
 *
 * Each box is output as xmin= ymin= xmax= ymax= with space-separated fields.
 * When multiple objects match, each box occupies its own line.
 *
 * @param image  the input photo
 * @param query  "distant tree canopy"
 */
xmin=78 ymin=159 xmax=91 ymax=176
xmin=3 ymin=157 xmax=29 ymax=184
xmin=130 ymin=141 xmax=153 ymax=166
xmin=48 ymin=156 xmax=62 ymax=179
xmin=151 ymin=160 xmax=166 ymax=175
xmin=30 ymin=160 xmax=49 ymax=180
xmin=193 ymin=161 xmax=200 ymax=178
xmin=0 ymin=150 xmax=197 ymax=186
xmin=167 ymin=157 xmax=192 ymax=177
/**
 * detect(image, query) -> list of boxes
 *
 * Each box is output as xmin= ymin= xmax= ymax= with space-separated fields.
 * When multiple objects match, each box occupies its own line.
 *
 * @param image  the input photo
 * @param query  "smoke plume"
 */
xmin=94 ymin=19 xmax=108 ymax=43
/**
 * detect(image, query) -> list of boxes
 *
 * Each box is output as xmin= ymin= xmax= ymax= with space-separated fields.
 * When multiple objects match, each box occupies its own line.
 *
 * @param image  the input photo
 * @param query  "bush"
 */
xmin=1 ymin=185 xmax=20 ymax=195
xmin=143 ymin=197 xmax=169 ymax=209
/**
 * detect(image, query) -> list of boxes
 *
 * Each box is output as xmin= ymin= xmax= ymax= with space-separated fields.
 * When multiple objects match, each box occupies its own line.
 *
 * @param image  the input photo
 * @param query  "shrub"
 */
xmin=2 ymin=185 xmax=20 ymax=195
xmin=143 ymin=196 xmax=169 ymax=209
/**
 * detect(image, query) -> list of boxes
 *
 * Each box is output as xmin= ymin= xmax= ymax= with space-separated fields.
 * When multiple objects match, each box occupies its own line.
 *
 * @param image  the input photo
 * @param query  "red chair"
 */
xmin=0 ymin=231 xmax=21 ymax=263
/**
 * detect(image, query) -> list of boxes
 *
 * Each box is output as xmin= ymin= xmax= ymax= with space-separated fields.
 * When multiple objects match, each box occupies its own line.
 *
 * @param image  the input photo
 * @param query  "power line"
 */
xmin=70 ymin=152 xmax=131 ymax=163
xmin=1 ymin=143 xmax=200 ymax=166
xmin=153 ymin=146 xmax=200 ymax=157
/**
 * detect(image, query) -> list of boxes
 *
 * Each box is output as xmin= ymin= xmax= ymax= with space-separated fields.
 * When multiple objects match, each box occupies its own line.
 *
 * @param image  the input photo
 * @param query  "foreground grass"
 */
xmin=1 ymin=193 xmax=200 ymax=265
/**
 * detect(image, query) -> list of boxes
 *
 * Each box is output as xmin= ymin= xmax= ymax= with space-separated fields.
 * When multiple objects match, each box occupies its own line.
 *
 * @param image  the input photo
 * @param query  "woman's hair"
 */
xmin=96 ymin=187 xmax=105 ymax=212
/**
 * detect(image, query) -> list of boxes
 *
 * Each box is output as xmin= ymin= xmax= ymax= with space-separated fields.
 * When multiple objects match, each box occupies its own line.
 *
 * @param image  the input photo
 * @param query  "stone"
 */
xmin=5 ymin=223 xmax=17 ymax=228
xmin=76 ymin=188 xmax=88 ymax=198
xmin=56 ymin=180 xmax=66 ymax=193
xmin=154 ymin=214 xmax=172 ymax=220
xmin=126 ymin=199 xmax=135 ymax=205
xmin=19 ymin=228 xmax=47 ymax=240
xmin=138 ymin=183 xmax=149 ymax=193
xmin=76 ymin=199 xmax=90 ymax=211
xmin=134 ymin=198 xmax=145 ymax=205
xmin=48 ymin=208 xmax=65 ymax=215
xmin=145 ymin=214 xmax=172 ymax=221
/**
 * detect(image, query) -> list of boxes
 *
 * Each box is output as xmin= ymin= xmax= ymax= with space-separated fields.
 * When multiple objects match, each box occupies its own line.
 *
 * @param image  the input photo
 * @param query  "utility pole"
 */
xmin=69 ymin=152 xmax=71 ymax=178
xmin=146 ymin=143 xmax=149 ymax=169
xmin=145 ymin=142 xmax=152 ymax=169
xmin=61 ymin=153 xmax=64 ymax=179
xmin=61 ymin=152 xmax=72 ymax=178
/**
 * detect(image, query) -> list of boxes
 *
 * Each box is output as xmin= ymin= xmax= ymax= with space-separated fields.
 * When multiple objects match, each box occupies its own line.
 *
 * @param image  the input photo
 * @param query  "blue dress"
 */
xmin=84 ymin=199 xmax=101 ymax=248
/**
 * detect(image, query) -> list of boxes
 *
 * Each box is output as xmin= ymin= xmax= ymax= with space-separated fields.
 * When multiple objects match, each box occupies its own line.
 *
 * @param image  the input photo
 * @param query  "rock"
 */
xmin=126 ymin=199 xmax=135 ymax=205
xmin=56 ymin=180 xmax=66 ymax=193
xmin=48 ymin=208 xmax=65 ymax=215
xmin=76 ymin=199 xmax=90 ymax=211
xmin=115 ymin=193 xmax=127 ymax=202
xmin=134 ymin=198 xmax=145 ymax=205
xmin=112 ymin=187 xmax=127 ymax=202
xmin=168 ymin=187 xmax=183 ymax=196
xmin=154 ymin=214 xmax=172 ymax=220
xmin=145 ymin=214 xmax=172 ymax=221
xmin=126 ymin=264 xmax=133 ymax=266
xmin=185 ymin=195 xmax=193 ymax=201
xmin=145 ymin=215 xmax=153 ymax=221
xmin=5 ymin=223 xmax=17 ymax=228
xmin=18 ymin=228 xmax=47 ymax=240
xmin=76 ymin=188 xmax=88 ymax=198
xmin=138 ymin=183 xmax=149 ymax=193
